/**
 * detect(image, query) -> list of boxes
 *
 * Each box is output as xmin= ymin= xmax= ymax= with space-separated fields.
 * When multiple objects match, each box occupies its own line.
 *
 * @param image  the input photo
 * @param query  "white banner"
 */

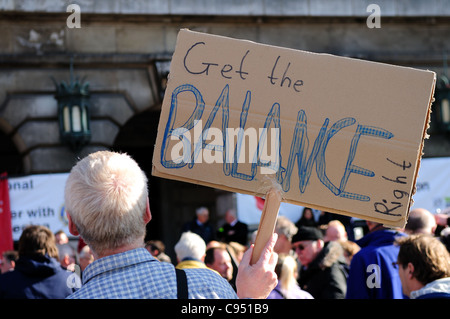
xmin=237 ymin=157 xmax=450 ymax=225
xmin=410 ymin=157 xmax=450 ymax=214
xmin=9 ymin=173 xmax=70 ymax=241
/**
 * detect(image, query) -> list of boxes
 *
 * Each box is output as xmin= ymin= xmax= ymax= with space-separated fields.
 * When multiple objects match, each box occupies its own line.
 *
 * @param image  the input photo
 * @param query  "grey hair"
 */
xmin=64 ymin=151 xmax=148 ymax=255
xmin=174 ymin=231 xmax=206 ymax=261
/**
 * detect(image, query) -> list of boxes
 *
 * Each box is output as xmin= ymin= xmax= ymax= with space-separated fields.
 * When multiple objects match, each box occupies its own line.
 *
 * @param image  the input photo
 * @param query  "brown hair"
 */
xmin=396 ymin=234 xmax=450 ymax=285
xmin=18 ymin=225 xmax=59 ymax=259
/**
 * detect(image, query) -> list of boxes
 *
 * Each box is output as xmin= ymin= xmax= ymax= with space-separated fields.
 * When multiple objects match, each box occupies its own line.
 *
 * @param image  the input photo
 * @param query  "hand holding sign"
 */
xmin=236 ymin=232 xmax=278 ymax=299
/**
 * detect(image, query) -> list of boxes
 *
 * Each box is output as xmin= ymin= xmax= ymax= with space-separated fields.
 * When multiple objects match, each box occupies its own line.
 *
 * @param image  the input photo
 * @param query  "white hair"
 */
xmin=65 ymin=151 xmax=148 ymax=255
xmin=174 ymin=232 xmax=206 ymax=261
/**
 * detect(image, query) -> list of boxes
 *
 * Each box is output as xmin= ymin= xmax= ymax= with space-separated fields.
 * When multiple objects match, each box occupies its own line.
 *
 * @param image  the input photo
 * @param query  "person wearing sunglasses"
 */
xmin=292 ymin=226 xmax=348 ymax=299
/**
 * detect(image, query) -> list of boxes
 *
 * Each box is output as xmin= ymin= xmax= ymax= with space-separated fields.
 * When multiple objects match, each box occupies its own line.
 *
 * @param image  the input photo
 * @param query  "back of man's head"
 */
xmin=175 ymin=231 xmax=206 ymax=262
xmin=405 ymin=208 xmax=437 ymax=235
xmin=18 ymin=225 xmax=59 ymax=259
xmin=275 ymin=216 xmax=298 ymax=242
xmin=65 ymin=151 xmax=148 ymax=256
xmin=396 ymin=234 xmax=450 ymax=286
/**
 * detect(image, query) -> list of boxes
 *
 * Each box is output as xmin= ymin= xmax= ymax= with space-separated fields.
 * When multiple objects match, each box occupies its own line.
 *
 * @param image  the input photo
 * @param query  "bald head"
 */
xmin=405 ymin=208 xmax=437 ymax=235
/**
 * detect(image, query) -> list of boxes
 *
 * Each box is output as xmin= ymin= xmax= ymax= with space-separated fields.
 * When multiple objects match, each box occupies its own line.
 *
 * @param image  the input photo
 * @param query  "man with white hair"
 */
xmin=182 ymin=207 xmax=215 ymax=243
xmin=65 ymin=151 xmax=277 ymax=299
xmin=274 ymin=216 xmax=298 ymax=255
xmin=174 ymin=232 xmax=208 ymax=270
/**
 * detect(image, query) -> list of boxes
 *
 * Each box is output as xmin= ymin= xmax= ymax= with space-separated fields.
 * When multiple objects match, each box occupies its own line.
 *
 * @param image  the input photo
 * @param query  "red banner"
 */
xmin=0 ymin=172 xmax=13 ymax=255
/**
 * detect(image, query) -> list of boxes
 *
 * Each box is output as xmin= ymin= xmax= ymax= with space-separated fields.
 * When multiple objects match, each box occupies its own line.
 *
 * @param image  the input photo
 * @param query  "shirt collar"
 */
xmin=82 ymin=248 xmax=156 ymax=285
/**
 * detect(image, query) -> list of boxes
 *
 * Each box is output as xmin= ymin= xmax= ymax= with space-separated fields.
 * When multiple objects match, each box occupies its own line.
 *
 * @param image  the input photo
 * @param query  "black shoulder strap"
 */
xmin=175 ymin=268 xmax=188 ymax=299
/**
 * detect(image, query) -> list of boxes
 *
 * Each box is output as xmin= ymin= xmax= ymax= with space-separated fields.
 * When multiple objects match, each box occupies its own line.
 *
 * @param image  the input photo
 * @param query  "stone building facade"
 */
xmin=1 ymin=0 xmax=449 ymax=256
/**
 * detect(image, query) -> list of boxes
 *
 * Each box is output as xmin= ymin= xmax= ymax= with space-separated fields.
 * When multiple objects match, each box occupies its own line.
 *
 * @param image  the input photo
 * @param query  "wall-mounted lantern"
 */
xmin=155 ymin=59 xmax=171 ymax=100
xmin=52 ymin=58 xmax=91 ymax=152
xmin=434 ymin=72 xmax=450 ymax=133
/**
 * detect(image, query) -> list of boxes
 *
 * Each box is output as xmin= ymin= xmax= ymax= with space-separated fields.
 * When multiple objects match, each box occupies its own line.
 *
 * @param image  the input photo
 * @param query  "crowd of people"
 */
xmin=0 ymin=150 xmax=449 ymax=300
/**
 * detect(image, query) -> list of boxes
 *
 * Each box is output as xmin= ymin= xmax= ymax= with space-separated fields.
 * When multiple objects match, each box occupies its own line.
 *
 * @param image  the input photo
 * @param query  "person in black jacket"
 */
xmin=292 ymin=226 xmax=348 ymax=299
xmin=217 ymin=209 xmax=249 ymax=246
xmin=182 ymin=207 xmax=216 ymax=244
xmin=0 ymin=225 xmax=75 ymax=299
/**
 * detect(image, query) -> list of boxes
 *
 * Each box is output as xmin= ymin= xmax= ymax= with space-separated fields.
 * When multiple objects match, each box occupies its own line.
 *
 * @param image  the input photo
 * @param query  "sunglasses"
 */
xmin=294 ymin=241 xmax=313 ymax=251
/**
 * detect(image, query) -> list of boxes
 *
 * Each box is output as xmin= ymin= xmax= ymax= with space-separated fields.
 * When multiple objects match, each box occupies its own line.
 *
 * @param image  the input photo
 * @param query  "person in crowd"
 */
xmin=0 ymin=225 xmax=75 ymax=299
xmin=54 ymin=230 xmax=69 ymax=245
xmin=404 ymin=208 xmax=437 ymax=235
xmin=225 ymin=241 xmax=246 ymax=289
xmin=0 ymin=250 xmax=18 ymax=274
xmin=226 ymin=241 xmax=246 ymax=265
xmin=267 ymin=254 xmax=313 ymax=299
xmin=64 ymin=151 xmax=277 ymax=299
xmin=77 ymin=237 xmax=87 ymax=254
xmin=274 ymin=216 xmax=298 ymax=256
xmin=318 ymin=212 xmax=355 ymax=241
xmin=292 ymin=226 xmax=348 ymax=299
xmin=346 ymin=221 xmax=407 ymax=299
xmin=324 ymin=220 xmax=348 ymax=242
xmin=145 ymin=239 xmax=171 ymax=263
xmin=206 ymin=240 xmax=223 ymax=250
xmin=174 ymin=232 xmax=208 ymax=270
xmin=434 ymin=212 xmax=450 ymax=229
xmin=296 ymin=207 xmax=317 ymax=228
xmin=440 ymin=227 xmax=450 ymax=253
xmin=205 ymin=246 xmax=234 ymax=286
xmin=338 ymin=240 xmax=360 ymax=266
xmin=182 ymin=207 xmax=215 ymax=244
xmin=395 ymin=234 xmax=450 ymax=299
xmin=217 ymin=209 xmax=248 ymax=246
xmin=57 ymin=243 xmax=77 ymax=272
xmin=204 ymin=240 xmax=242 ymax=287
xmin=435 ymin=211 xmax=450 ymax=249
xmin=78 ymin=245 xmax=94 ymax=272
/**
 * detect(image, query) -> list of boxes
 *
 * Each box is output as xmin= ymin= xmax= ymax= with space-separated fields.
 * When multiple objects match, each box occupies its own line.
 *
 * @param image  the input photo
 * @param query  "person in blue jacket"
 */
xmin=345 ymin=221 xmax=407 ymax=299
xmin=395 ymin=234 xmax=450 ymax=299
xmin=0 ymin=225 xmax=75 ymax=299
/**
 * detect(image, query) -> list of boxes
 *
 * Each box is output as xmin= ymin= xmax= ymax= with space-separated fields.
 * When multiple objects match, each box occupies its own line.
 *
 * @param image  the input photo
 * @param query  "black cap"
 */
xmin=292 ymin=226 xmax=323 ymax=242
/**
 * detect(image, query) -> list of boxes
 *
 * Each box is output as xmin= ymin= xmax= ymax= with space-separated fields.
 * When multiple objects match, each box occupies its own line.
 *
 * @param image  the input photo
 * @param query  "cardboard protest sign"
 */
xmin=152 ymin=29 xmax=435 ymax=228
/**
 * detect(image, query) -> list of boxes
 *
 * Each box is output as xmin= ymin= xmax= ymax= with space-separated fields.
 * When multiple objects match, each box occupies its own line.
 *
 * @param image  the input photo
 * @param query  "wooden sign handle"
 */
xmin=250 ymin=188 xmax=282 ymax=265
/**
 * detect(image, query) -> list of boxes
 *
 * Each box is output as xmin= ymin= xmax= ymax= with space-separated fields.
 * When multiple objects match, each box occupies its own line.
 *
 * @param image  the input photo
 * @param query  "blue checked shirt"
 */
xmin=66 ymin=248 xmax=238 ymax=299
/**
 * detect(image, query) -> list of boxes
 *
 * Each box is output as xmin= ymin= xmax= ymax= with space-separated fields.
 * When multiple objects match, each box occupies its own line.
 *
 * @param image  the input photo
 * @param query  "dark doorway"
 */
xmin=0 ymin=130 xmax=23 ymax=176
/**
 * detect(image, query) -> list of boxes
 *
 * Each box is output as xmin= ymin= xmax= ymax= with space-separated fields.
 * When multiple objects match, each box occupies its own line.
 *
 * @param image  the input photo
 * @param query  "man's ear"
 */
xmin=144 ymin=198 xmax=152 ymax=224
xmin=67 ymin=212 xmax=80 ymax=236
xmin=407 ymin=262 xmax=415 ymax=280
